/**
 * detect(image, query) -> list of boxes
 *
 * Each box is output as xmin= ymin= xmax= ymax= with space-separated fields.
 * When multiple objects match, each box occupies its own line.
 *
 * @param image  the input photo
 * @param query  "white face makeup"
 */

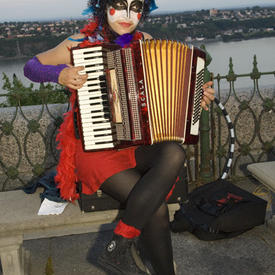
xmin=107 ymin=0 xmax=144 ymax=35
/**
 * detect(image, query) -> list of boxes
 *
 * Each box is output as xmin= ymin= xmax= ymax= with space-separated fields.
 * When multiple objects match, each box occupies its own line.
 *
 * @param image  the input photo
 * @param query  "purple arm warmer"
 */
xmin=24 ymin=56 xmax=68 ymax=83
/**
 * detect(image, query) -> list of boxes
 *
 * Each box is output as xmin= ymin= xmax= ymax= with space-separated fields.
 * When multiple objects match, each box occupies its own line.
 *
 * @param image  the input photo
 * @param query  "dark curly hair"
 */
xmin=87 ymin=0 xmax=151 ymax=26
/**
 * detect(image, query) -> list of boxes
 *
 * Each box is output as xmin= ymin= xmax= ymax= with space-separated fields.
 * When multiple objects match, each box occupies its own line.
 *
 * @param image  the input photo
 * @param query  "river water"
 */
xmin=0 ymin=37 xmax=275 ymax=92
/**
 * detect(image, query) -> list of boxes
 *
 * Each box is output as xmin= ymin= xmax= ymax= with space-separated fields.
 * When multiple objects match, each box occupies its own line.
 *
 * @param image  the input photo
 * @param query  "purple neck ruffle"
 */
xmin=114 ymin=33 xmax=134 ymax=47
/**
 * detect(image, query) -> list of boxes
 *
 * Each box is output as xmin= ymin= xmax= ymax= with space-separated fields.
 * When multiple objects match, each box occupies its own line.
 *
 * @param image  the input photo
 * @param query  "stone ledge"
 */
xmin=247 ymin=161 xmax=275 ymax=192
xmin=0 ymin=190 xmax=179 ymax=240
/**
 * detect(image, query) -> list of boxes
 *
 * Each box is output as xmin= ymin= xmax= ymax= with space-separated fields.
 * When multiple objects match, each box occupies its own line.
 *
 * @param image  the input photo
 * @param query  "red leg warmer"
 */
xmin=114 ymin=220 xmax=141 ymax=239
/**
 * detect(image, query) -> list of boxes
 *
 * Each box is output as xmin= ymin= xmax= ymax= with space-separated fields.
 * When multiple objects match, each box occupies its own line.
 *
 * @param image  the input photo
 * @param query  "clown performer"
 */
xmin=24 ymin=0 xmax=215 ymax=274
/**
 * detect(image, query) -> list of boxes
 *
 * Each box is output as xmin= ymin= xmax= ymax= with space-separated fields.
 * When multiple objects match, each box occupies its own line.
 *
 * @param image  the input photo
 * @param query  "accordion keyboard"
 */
xmin=72 ymin=46 xmax=116 ymax=151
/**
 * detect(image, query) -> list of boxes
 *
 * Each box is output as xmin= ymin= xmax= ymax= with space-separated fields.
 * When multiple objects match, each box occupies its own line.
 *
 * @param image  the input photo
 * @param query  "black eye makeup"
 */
xmin=109 ymin=0 xmax=144 ymax=13
xmin=130 ymin=0 xmax=144 ymax=13
xmin=111 ymin=0 xmax=128 ymax=10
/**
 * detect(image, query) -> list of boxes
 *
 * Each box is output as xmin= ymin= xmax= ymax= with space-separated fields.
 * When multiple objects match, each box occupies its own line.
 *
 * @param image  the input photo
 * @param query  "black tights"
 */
xmin=100 ymin=142 xmax=185 ymax=275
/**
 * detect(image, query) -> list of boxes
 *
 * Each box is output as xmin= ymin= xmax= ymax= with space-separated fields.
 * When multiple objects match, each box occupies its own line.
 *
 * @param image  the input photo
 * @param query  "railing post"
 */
xmin=199 ymin=45 xmax=214 ymax=183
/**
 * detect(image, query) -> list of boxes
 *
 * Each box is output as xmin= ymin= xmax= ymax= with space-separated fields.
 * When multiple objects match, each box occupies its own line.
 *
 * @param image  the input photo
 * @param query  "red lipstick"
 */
xmin=119 ymin=22 xmax=132 ymax=28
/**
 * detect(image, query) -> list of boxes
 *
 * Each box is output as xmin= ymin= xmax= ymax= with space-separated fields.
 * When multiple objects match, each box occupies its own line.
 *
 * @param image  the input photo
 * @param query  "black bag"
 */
xmin=170 ymin=179 xmax=267 ymax=241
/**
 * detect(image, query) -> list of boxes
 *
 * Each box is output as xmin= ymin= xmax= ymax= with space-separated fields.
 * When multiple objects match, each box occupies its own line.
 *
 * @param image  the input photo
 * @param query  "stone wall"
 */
xmin=0 ymin=103 xmax=68 ymax=190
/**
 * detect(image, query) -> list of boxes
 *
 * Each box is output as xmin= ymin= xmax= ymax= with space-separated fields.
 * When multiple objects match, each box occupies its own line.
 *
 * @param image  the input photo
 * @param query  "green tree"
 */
xmin=1 ymin=73 xmax=69 ymax=107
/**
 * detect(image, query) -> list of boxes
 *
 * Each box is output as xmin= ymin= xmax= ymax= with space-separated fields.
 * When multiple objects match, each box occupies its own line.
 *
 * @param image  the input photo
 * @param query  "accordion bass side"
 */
xmin=72 ymin=40 xmax=206 ymax=151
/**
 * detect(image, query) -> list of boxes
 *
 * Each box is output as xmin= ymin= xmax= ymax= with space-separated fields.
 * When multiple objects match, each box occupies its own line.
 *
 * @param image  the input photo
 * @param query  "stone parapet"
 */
xmin=0 ymin=103 xmax=68 ymax=190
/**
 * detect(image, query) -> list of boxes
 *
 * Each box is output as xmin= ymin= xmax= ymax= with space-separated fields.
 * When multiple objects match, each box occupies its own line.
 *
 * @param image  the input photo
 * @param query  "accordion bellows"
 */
xmin=72 ymin=40 xmax=205 ymax=151
xmin=140 ymin=40 xmax=204 ymax=143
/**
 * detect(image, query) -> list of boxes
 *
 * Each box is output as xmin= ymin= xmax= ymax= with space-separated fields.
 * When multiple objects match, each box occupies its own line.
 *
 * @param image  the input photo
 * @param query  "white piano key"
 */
xmin=79 ymin=100 xmax=107 ymax=110
xmin=73 ymin=51 xmax=105 ymax=58
xmin=73 ymin=57 xmax=105 ymax=65
xmin=78 ymin=99 xmax=109 ymax=106
xmin=84 ymin=143 xmax=115 ymax=150
xmin=72 ymin=46 xmax=106 ymax=55
xmin=81 ymin=65 xmax=105 ymax=72
xmin=78 ymin=89 xmax=106 ymax=96
xmin=83 ymin=95 xmax=108 ymax=101
xmin=79 ymin=106 xmax=107 ymax=114
xmin=78 ymin=89 xmax=103 ymax=95
xmin=82 ymin=118 xmax=110 ymax=125
xmin=81 ymin=111 xmax=109 ymax=118
xmin=82 ymin=121 xmax=112 ymax=128
xmin=86 ymin=71 xmax=105 ymax=78
xmin=84 ymin=138 xmax=114 ymax=144
xmin=79 ymin=90 xmax=107 ymax=97
xmin=82 ymin=129 xmax=113 ymax=137
xmin=82 ymin=79 xmax=104 ymax=86
xmin=78 ymin=95 xmax=107 ymax=102
xmin=79 ymin=101 xmax=108 ymax=108
xmin=74 ymin=55 xmax=107 ymax=63
xmin=80 ymin=113 xmax=110 ymax=120
xmin=81 ymin=117 xmax=97 ymax=123
xmin=87 ymin=99 xmax=108 ymax=105
xmin=83 ymin=132 xmax=113 ymax=139
xmin=83 ymin=78 xmax=106 ymax=85
xmin=80 ymin=121 xmax=112 ymax=129
xmin=74 ymin=61 xmax=107 ymax=69
xmin=84 ymin=135 xmax=114 ymax=143
xmin=78 ymin=91 xmax=108 ymax=99
xmin=78 ymin=84 xmax=103 ymax=92
xmin=76 ymin=67 xmax=106 ymax=77
xmin=86 ymin=116 xmax=109 ymax=122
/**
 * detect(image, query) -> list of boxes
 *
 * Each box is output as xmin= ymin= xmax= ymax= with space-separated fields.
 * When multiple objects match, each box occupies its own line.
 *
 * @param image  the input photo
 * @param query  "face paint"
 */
xmin=107 ymin=0 xmax=144 ymax=35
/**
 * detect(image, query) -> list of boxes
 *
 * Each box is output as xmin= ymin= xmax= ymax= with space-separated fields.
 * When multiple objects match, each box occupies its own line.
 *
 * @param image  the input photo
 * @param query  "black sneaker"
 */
xmin=133 ymin=239 xmax=178 ymax=275
xmin=130 ymin=242 xmax=152 ymax=274
xmin=98 ymin=234 xmax=147 ymax=275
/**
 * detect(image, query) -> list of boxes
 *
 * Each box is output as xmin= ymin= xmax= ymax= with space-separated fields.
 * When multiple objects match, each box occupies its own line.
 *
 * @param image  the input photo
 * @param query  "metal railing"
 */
xmin=0 ymin=53 xmax=274 ymax=191
xmin=209 ymin=54 xmax=274 ymax=181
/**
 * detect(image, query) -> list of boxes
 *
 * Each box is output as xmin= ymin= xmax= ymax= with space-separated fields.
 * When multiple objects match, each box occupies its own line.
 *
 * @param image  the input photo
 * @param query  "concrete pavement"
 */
xmin=19 ymin=218 xmax=275 ymax=275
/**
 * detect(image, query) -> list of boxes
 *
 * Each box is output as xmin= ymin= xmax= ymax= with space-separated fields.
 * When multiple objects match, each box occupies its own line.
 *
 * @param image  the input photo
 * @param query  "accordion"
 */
xmin=72 ymin=40 xmax=205 ymax=151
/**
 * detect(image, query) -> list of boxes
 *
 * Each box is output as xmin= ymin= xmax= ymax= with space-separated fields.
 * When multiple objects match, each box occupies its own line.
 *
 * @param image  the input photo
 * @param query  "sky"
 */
xmin=1 ymin=0 xmax=275 ymax=22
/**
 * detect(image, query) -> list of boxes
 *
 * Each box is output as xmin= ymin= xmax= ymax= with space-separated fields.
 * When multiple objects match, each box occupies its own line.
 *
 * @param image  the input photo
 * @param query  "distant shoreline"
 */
xmin=1 ymin=35 xmax=274 ymax=62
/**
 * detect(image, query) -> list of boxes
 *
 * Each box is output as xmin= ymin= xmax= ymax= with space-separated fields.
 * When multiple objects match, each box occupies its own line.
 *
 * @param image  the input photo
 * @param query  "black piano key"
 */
xmin=104 ymin=113 xmax=111 ymax=119
xmin=99 ymin=75 xmax=107 ymax=81
xmin=103 ymin=106 xmax=110 ymax=112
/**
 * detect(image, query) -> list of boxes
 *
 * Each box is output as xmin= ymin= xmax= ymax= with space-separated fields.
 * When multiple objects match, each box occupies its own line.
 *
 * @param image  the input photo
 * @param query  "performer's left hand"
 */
xmin=201 ymin=81 xmax=215 ymax=111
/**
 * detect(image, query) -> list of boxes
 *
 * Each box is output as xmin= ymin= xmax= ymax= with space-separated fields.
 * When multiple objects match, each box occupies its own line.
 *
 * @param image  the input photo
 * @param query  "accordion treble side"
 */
xmin=71 ymin=40 xmax=205 ymax=151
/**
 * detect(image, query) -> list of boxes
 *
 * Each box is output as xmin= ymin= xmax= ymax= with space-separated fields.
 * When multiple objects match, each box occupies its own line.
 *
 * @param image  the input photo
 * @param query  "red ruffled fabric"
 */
xmin=80 ymin=19 xmax=98 ymax=37
xmin=55 ymin=90 xmax=79 ymax=201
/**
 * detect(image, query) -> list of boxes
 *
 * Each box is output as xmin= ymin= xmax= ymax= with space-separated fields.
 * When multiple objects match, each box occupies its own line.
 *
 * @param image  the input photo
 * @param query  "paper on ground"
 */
xmin=38 ymin=198 xmax=68 ymax=215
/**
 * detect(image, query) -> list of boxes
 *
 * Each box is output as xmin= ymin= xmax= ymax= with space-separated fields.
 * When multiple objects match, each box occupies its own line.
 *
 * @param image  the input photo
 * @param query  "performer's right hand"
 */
xmin=58 ymin=65 xmax=88 ymax=90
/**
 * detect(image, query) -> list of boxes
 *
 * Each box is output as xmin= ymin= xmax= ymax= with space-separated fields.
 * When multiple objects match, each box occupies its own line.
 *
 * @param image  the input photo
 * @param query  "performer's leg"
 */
xmin=139 ymin=203 xmax=175 ymax=275
xmin=100 ymin=168 xmax=175 ymax=275
xmin=123 ymin=142 xmax=185 ymax=229
xmin=99 ymin=168 xmax=145 ymax=274
xmin=99 ymin=142 xmax=184 ymax=274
